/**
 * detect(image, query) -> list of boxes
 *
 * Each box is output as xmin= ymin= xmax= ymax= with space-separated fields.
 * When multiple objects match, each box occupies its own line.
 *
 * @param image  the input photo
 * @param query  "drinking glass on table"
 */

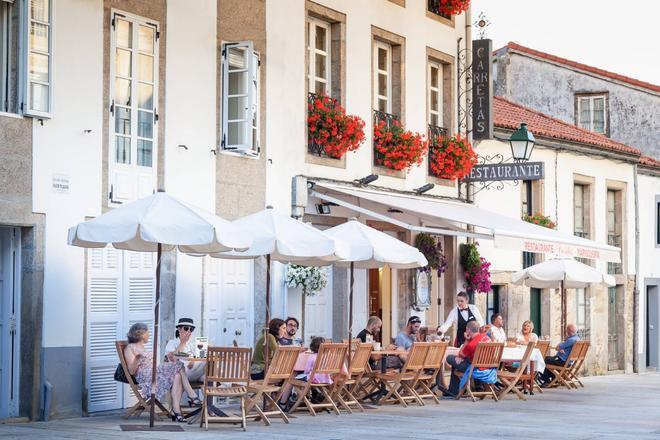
xmin=196 ymin=342 xmax=204 ymax=357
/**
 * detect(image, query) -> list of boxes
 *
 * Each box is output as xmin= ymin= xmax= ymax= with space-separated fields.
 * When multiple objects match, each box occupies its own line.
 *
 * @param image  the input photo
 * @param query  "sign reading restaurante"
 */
xmin=464 ymin=162 xmax=545 ymax=182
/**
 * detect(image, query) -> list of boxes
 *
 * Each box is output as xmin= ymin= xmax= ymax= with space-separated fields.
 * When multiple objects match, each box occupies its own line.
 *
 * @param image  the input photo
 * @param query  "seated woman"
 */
xmin=516 ymin=320 xmax=539 ymax=345
xmin=123 ymin=322 xmax=199 ymax=422
xmin=251 ymin=318 xmax=287 ymax=381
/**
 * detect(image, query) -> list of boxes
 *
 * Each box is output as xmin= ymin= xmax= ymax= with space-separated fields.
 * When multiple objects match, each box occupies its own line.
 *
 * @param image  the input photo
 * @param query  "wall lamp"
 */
xmin=354 ymin=174 xmax=379 ymax=186
xmin=414 ymin=183 xmax=435 ymax=194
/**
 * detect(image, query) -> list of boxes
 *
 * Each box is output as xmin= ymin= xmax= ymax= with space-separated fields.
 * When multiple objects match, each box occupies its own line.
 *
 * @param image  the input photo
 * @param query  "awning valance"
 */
xmin=310 ymin=183 xmax=620 ymax=263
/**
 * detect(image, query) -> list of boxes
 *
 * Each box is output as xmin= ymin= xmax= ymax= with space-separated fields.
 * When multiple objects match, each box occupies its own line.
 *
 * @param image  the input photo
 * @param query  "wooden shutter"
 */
xmin=86 ymin=247 xmax=123 ymax=412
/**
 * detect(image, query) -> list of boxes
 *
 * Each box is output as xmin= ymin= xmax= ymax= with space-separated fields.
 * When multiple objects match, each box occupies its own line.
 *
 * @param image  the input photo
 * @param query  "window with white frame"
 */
xmin=0 ymin=0 xmax=52 ymax=116
xmin=221 ymin=41 xmax=259 ymax=155
xmin=575 ymin=288 xmax=590 ymax=339
xmin=307 ymin=18 xmax=330 ymax=96
xmin=109 ymin=12 xmax=158 ymax=205
xmin=427 ymin=60 xmax=443 ymax=127
xmin=373 ymin=41 xmax=392 ymax=113
xmin=573 ymin=183 xmax=588 ymax=238
xmin=577 ymin=94 xmax=606 ymax=134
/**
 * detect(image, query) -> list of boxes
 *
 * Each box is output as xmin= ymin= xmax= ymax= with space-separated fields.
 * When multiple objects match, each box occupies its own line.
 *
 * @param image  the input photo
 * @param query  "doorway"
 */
xmin=647 ymin=285 xmax=659 ymax=369
xmin=203 ymin=258 xmax=253 ymax=348
xmin=530 ymin=288 xmax=542 ymax=336
xmin=608 ymin=286 xmax=621 ymax=370
xmin=368 ymin=267 xmax=392 ymax=343
xmin=0 ymin=228 xmax=20 ymax=419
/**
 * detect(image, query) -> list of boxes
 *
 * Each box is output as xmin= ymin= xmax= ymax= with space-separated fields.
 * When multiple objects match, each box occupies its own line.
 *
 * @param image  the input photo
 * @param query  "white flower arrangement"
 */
xmin=285 ymin=264 xmax=328 ymax=297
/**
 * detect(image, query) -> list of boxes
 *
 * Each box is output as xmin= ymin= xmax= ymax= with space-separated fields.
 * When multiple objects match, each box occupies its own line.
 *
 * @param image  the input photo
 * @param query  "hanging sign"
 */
xmin=464 ymin=162 xmax=545 ymax=182
xmin=472 ymin=39 xmax=493 ymax=140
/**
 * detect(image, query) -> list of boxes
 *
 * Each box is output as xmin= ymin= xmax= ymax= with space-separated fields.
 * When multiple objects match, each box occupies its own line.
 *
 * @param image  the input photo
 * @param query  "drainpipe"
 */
xmin=633 ymin=164 xmax=640 ymax=373
xmin=464 ymin=6 xmax=474 ymax=234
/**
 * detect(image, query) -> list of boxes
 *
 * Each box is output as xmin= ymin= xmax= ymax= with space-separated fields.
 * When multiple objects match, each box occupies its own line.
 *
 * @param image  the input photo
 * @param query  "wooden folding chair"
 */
xmin=497 ymin=341 xmax=535 ymax=400
xmin=546 ymin=340 xmax=588 ymax=390
xmin=202 ymin=347 xmax=252 ymax=431
xmin=371 ymin=342 xmax=430 ymax=407
xmin=288 ymin=343 xmax=348 ymax=416
xmin=565 ymin=340 xmax=590 ymax=389
xmin=245 ymin=346 xmax=300 ymax=425
xmin=535 ymin=340 xmax=550 ymax=358
xmin=333 ymin=342 xmax=373 ymax=413
xmin=115 ymin=341 xmax=171 ymax=420
xmin=455 ymin=342 xmax=504 ymax=402
xmin=414 ymin=341 xmax=448 ymax=404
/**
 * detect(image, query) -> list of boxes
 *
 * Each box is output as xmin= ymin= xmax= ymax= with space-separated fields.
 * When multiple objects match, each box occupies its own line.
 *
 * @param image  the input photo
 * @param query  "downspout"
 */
xmin=464 ymin=6 xmax=474 ymax=227
xmin=633 ymin=164 xmax=640 ymax=373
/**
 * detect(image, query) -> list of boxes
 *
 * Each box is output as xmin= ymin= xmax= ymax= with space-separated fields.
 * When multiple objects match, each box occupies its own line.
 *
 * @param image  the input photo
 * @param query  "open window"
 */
xmin=221 ymin=41 xmax=259 ymax=156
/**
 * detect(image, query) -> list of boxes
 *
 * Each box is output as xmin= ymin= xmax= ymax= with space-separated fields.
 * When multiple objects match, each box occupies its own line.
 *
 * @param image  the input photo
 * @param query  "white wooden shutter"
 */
xmin=86 ymin=247 xmax=123 ymax=412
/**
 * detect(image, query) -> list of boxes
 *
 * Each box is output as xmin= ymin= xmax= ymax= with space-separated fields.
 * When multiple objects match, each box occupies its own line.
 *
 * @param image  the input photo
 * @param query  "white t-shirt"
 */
xmin=516 ymin=332 xmax=539 ymax=344
xmin=490 ymin=326 xmax=507 ymax=343
xmin=165 ymin=337 xmax=198 ymax=357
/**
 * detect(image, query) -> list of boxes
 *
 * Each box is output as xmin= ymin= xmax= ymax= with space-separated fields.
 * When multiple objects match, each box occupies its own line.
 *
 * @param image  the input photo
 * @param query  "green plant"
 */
xmin=523 ymin=212 xmax=557 ymax=229
xmin=460 ymin=243 xmax=481 ymax=272
xmin=413 ymin=233 xmax=448 ymax=276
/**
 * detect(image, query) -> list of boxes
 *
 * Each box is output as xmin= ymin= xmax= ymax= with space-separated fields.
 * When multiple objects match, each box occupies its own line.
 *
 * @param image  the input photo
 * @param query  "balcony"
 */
xmin=427 ymin=124 xmax=449 ymax=177
xmin=427 ymin=0 xmax=452 ymax=20
xmin=308 ymin=93 xmax=340 ymax=159
xmin=607 ymin=234 xmax=623 ymax=275
xmin=373 ymin=109 xmax=399 ymax=166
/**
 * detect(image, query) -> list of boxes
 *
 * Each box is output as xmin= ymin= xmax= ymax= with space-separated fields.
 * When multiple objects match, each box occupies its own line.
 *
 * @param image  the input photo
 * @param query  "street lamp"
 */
xmin=508 ymin=123 xmax=535 ymax=162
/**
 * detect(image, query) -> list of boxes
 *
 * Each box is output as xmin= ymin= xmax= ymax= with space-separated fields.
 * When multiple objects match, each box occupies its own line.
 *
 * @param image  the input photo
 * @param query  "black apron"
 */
xmin=455 ymin=306 xmax=476 ymax=347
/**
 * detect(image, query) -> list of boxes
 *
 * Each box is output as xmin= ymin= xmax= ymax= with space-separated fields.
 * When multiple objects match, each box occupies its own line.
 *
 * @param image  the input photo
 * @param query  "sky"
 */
xmin=471 ymin=0 xmax=660 ymax=85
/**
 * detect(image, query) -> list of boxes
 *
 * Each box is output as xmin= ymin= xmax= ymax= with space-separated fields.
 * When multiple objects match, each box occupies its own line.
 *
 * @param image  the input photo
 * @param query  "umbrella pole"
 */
xmin=561 ymin=279 xmax=566 ymax=340
xmin=348 ymin=262 xmax=354 ymax=369
xmin=149 ymin=243 xmax=162 ymax=428
xmin=264 ymin=254 xmax=271 ymax=373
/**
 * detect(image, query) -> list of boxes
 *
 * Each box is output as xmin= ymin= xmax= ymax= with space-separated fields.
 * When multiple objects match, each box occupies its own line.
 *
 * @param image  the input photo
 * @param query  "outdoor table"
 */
xmin=366 ymin=349 xmax=404 ymax=404
xmin=502 ymin=346 xmax=545 ymax=395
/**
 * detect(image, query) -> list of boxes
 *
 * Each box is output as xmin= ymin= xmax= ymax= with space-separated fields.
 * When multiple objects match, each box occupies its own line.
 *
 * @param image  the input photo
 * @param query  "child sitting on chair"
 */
xmin=300 ymin=337 xmax=334 ymax=384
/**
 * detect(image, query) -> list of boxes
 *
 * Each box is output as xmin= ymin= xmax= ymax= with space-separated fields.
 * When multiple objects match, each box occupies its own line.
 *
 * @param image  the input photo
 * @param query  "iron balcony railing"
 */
xmin=427 ymin=124 xmax=449 ymax=177
xmin=607 ymin=234 xmax=623 ymax=275
xmin=373 ymin=109 xmax=399 ymax=166
xmin=427 ymin=0 xmax=452 ymax=19
xmin=307 ymin=92 xmax=340 ymax=159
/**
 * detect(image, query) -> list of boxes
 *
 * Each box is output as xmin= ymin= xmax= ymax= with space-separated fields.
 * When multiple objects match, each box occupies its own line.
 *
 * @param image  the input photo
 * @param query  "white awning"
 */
xmin=310 ymin=183 xmax=620 ymax=263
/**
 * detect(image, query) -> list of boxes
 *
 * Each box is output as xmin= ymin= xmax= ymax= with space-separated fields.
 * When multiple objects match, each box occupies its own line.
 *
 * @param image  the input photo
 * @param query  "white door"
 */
xmin=204 ymin=258 xmax=253 ymax=348
xmin=304 ymin=266 xmax=333 ymax=344
xmin=86 ymin=247 xmax=155 ymax=413
xmin=0 ymin=228 xmax=19 ymax=419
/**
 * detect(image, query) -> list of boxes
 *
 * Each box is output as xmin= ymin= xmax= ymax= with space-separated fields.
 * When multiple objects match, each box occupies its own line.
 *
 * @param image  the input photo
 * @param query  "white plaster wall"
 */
xmin=637 ymin=173 xmax=660 ymax=352
xmin=35 ymin=0 xmax=104 ymax=348
xmin=164 ymin=0 xmax=218 ymax=329
xmin=474 ymin=138 xmax=637 ymax=277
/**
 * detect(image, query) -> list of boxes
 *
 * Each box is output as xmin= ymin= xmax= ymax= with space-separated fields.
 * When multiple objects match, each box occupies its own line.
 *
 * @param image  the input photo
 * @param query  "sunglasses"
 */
xmin=409 ymin=319 xmax=421 ymax=324
xmin=178 ymin=326 xmax=194 ymax=332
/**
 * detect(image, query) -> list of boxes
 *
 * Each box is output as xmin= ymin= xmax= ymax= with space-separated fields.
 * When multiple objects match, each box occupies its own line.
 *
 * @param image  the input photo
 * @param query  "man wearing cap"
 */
xmin=165 ymin=318 xmax=205 ymax=382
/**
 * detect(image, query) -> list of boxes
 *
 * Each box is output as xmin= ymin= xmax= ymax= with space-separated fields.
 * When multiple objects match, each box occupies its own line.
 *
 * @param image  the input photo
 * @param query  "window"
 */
xmin=607 ymin=189 xmax=622 ymax=274
xmin=307 ymin=18 xmax=330 ymax=96
xmin=574 ymin=184 xmax=587 ymax=238
xmin=373 ymin=41 xmax=392 ymax=114
xmin=656 ymin=196 xmax=660 ymax=247
xmin=0 ymin=0 xmax=52 ymax=116
xmin=221 ymin=41 xmax=259 ymax=155
xmin=575 ymin=288 xmax=590 ymax=339
xmin=427 ymin=0 xmax=452 ymax=20
xmin=577 ymin=94 xmax=607 ymax=134
xmin=486 ymin=286 xmax=500 ymax=325
xmin=521 ymin=180 xmax=535 ymax=268
xmin=109 ymin=12 xmax=158 ymax=205
xmin=427 ymin=60 xmax=443 ymax=127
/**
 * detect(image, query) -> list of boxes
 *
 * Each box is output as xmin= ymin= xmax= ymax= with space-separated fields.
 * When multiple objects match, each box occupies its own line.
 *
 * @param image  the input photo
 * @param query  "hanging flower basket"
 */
xmin=285 ymin=264 xmax=328 ymax=296
xmin=523 ymin=212 xmax=557 ymax=229
xmin=308 ymin=94 xmax=366 ymax=159
xmin=414 ymin=232 xmax=448 ymax=277
xmin=459 ymin=243 xmax=492 ymax=293
xmin=373 ymin=120 xmax=428 ymax=171
xmin=428 ymin=133 xmax=477 ymax=180
xmin=434 ymin=0 xmax=471 ymax=16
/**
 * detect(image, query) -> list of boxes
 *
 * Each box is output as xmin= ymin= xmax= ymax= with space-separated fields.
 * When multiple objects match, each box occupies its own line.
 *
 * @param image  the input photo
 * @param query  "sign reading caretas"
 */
xmin=472 ymin=39 xmax=493 ymax=140
xmin=464 ymin=162 xmax=545 ymax=182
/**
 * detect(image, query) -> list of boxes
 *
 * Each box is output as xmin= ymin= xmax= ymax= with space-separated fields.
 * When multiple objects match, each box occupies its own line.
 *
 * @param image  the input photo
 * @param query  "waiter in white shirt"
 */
xmin=165 ymin=318 xmax=205 ymax=382
xmin=437 ymin=291 xmax=485 ymax=347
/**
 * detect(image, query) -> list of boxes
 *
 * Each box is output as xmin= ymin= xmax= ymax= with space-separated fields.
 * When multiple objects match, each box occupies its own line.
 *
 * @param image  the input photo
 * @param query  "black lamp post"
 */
xmin=508 ymin=123 xmax=535 ymax=162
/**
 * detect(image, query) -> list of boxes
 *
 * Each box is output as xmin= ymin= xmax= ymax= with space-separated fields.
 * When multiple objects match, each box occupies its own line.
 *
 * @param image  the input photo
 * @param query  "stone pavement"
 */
xmin=2 ymin=373 xmax=660 ymax=440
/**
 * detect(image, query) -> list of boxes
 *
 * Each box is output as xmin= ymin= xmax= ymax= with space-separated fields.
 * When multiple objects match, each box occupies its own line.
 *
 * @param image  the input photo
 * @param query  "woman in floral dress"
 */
xmin=124 ymin=323 xmax=199 ymax=422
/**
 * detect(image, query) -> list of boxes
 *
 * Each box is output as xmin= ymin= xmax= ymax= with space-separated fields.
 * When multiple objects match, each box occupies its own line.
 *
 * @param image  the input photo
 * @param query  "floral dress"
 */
xmin=134 ymin=350 xmax=183 ymax=400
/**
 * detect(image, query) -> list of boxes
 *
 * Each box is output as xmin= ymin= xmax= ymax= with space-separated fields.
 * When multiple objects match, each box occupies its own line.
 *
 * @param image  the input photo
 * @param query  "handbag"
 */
xmin=114 ymin=363 xmax=130 ymax=383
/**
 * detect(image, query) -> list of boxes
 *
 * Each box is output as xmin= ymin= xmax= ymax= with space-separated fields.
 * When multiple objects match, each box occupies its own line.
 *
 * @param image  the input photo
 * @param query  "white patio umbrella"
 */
xmin=511 ymin=258 xmax=615 ymax=338
xmin=68 ymin=191 xmax=251 ymax=429
xmin=208 ymin=206 xmax=349 ymax=371
xmin=324 ymin=218 xmax=428 ymax=366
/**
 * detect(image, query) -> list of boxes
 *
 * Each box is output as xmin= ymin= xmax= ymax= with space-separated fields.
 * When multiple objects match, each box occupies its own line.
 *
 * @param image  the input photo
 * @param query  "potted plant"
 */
xmin=414 ymin=232 xmax=448 ymax=276
xmin=459 ymin=243 xmax=492 ymax=293
xmin=373 ymin=119 xmax=428 ymax=171
xmin=523 ymin=212 xmax=557 ymax=229
xmin=308 ymin=94 xmax=365 ymax=158
xmin=285 ymin=264 xmax=329 ymax=341
xmin=428 ymin=133 xmax=477 ymax=180
xmin=430 ymin=0 xmax=471 ymax=16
